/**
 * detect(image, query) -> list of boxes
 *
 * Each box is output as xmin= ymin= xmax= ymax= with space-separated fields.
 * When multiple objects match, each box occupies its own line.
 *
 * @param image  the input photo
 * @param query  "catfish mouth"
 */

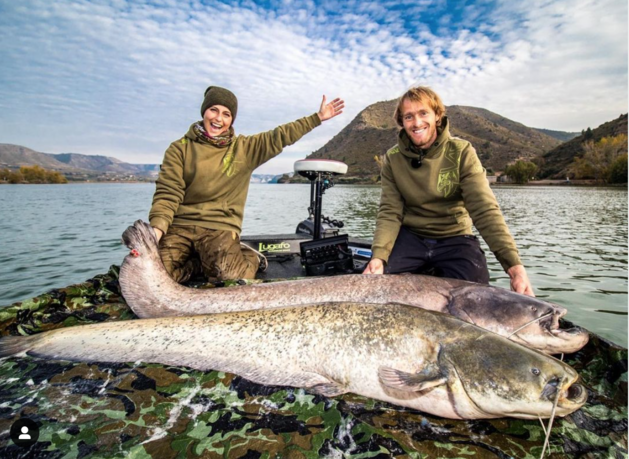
xmin=543 ymin=377 xmax=588 ymax=414
xmin=538 ymin=312 xmax=590 ymax=353
xmin=565 ymin=383 xmax=586 ymax=402
xmin=541 ymin=307 xmax=565 ymax=330
xmin=510 ymin=307 xmax=590 ymax=354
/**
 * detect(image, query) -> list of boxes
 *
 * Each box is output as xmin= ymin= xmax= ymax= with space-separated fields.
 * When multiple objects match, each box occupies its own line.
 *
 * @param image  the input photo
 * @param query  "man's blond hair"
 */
xmin=394 ymin=86 xmax=446 ymax=127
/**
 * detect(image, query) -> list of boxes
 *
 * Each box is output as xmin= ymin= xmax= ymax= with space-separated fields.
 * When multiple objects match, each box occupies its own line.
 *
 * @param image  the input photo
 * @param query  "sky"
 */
xmin=0 ymin=0 xmax=627 ymax=175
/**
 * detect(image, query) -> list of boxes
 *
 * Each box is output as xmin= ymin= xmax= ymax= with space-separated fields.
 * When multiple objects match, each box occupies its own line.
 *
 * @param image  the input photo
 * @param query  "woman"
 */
xmin=149 ymin=85 xmax=344 ymax=283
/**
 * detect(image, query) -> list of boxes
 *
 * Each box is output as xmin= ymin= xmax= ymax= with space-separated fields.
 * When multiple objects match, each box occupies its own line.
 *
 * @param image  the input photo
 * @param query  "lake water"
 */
xmin=0 ymin=183 xmax=626 ymax=347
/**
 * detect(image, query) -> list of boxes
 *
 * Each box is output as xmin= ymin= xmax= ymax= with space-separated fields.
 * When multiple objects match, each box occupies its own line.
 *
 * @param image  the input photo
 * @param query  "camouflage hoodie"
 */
xmin=371 ymin=116 xmax=521 ymax=272
xmin=149 ymin=113 xmax=321 ymax=235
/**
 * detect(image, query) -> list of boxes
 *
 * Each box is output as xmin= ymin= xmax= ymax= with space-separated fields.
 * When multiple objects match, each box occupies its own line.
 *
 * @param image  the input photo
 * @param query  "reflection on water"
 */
xmin=0 ymin=183 xmax=626 ymax=346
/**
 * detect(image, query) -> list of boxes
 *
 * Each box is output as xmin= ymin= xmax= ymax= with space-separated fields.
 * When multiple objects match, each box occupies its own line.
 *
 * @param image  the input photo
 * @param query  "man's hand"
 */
xmin=363 ymin=258 xmax=385 ymax=274
xmin=507 ymin=264 xmax=535 ymax=297
xmin=317 ymin=95 xmax=345 ymax=121
xmin=153 ymin=227 xmax=163 ymax=243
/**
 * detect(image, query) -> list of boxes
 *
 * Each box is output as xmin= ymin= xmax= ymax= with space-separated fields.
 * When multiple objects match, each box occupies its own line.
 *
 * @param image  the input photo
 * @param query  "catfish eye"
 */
xmin=531 ymin=368 xmax=540 ymax=376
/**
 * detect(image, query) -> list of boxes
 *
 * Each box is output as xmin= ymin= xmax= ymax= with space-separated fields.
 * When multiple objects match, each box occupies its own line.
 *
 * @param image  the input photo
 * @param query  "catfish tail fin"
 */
xmin=121 ymin=220 xmax=159 ymax=256
xmin=0 ymin=334 xmax=43 ymax=359
xmin=120 ymin=220 xmax=182 ymax=318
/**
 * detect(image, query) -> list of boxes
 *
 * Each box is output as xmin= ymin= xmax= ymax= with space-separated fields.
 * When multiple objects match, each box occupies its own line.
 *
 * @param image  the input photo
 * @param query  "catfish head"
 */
xmin=447 ymin=285 xmax=589 ymax=354
xmin=378 ymin=328 xmax=587 ymax=420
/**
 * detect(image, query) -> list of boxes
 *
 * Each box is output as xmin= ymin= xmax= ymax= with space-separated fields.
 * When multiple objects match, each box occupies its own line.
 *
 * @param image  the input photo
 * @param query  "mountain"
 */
xmin=0 ymin=144 xmax=293 ymax=184
xmin=533 ymin=128 xmax=580 ymax=142
xmin=51 ymin=153 xmax=159 ymax=175
xmin=251 ymin=174 xmax=285 ymax=184
xmin=305 ymin=100 xmax=566 ymax=179
xmin=538 ymin=114 xmax=628 ymax=179
xmin=0 ymin=144 xmax=292 ymax=183
xmin=0 ymin=144 xmax=73 ymax=170
xmin=0 ymin=144 xmax=159 ymax=180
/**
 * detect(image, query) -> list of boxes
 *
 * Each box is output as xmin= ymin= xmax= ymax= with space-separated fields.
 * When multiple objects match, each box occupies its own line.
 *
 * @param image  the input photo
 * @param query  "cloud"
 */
xmin=0 ymin=0 xmax=626 ymax=174
xmin=449 ymin=0 xmax=628 ymax=131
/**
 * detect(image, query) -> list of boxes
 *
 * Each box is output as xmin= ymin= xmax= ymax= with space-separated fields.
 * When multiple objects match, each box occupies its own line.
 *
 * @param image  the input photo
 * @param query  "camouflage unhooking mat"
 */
xmin=0 ymin=266 xmax=626 ymax=459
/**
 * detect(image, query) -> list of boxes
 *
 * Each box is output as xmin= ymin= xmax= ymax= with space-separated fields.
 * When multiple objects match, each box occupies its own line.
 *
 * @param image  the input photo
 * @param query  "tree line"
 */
xmin=0 ymin=166 xmax=68 ymax=184
xmin=569 ymin=134 xmax=627 ymax=184
xmin=505 ymin=134 xmax=627 ymax=184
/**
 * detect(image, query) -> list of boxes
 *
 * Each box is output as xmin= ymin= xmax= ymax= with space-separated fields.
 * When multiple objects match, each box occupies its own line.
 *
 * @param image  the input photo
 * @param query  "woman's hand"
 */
xmin=317 ymin=95 xmax=345 ymax=121
xmin=153 ymin=227 xmax=164 ymax=243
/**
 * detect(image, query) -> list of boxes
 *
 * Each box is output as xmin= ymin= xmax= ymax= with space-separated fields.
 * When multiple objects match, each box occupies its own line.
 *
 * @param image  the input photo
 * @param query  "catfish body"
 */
xmin=0 ymin=302 xmax=587 ymax=420
xmin=120 ymin=220 xmax=588 ymax=354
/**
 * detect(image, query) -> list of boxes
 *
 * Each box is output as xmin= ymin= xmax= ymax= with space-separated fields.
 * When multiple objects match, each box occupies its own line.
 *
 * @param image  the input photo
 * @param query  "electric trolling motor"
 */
xmin=293 ymin=159 xmax=354 ymax=276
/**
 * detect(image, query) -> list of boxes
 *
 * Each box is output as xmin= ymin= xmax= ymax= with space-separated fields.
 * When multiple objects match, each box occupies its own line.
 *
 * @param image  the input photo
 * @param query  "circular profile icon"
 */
xmin=10 ymin=418 xmax=40 ymax=448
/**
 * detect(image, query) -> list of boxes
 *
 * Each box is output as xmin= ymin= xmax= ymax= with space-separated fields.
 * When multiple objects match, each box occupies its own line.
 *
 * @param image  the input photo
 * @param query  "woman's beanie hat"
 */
xmin=200 ymin=86 xmax=238 ymax=122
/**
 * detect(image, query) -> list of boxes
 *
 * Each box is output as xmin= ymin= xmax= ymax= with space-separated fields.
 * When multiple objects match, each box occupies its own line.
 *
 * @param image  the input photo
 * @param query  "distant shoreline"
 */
xmin=0 ymin=180 xmax=155 ymax=185
xmin=1 ymin=180 xmax=626 ymax=188
xmin=491 ymin=179 xmax=627 ymax=187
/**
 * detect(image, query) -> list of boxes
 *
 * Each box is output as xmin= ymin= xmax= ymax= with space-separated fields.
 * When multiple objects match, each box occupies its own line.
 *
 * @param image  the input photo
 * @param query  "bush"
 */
xmin=504 ymin=161 xmax=538 ymax=184
xmin=569 ymin=134 xmax=628 ymax=183
xmin=608 ymin=154 xmax=628 ymax=184
xmin=8 ymin=170 xmax=24 ymax=184
xmin=7 ymin=166 xmax=68 ymax=184
xmin=45 ymin=170 xmax=68 ymax=183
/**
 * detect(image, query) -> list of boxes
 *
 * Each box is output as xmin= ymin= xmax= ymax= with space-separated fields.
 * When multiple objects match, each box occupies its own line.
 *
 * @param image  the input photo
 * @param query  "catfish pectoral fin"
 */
xmin=309 ymin=381 xmax=347 ymax=397
xmin=378 ymin=366 xmax=447 ymax=392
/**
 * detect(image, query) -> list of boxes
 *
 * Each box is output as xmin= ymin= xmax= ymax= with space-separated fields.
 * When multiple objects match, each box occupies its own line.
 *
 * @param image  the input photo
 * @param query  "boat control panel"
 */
xmin=300 ymin=235 xmax=355 ymax=276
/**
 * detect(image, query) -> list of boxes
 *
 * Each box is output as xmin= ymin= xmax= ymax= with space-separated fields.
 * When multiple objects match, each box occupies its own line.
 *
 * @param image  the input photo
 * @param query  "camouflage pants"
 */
xmin=158 ymin=225 xmax=259 ymax=283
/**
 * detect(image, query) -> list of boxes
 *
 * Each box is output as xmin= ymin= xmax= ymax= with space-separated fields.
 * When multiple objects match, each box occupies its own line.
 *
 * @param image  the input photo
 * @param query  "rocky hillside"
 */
xmin=538 ymin=114 xmax=628 ymax=179
xmin=0 ymin=144 xmax=159 ymax=179
xmin=51 ymin=153 xmax=158 ymax=175
xmin=305 ymin=100 xmax=565 ymax=179
xmin=0 ymin=144 xmax=73 ymax=170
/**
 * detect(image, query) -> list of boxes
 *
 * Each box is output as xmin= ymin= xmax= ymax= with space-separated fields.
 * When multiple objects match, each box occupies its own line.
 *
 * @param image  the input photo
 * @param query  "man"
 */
xmin=150 ymin=85 xmax=344 ymax=283
xmin=363 ymin=86 xmax=534 ymax=296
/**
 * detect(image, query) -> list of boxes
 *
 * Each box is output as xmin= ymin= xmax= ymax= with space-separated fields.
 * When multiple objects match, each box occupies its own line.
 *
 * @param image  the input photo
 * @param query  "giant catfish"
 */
xmin=120 ymin=220 xmax=588 ymax=354
xmin=0 ymin=302 xmax=587 ymax=420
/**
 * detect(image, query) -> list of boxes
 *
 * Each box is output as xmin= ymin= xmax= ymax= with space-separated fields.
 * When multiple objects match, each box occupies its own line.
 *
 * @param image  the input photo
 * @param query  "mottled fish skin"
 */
xmin=0 ymin=302 xmax=587 ymax=420
xmin=120 ymin=220 xmax=588 ymax=354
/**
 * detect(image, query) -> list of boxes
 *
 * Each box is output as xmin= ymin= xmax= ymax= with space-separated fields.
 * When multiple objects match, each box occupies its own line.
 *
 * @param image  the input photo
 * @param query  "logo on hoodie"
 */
xmin=437 ymin=149 xmax=462 ymax=198
xmin=221 ymin=142 xmax=240 ymax=177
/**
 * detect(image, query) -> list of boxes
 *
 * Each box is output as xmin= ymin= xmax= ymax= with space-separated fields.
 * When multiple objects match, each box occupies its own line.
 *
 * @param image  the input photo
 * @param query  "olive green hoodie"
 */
xmin=149 ymin=113 xmax=321 ymax=235
xmin=371 ymin=116 xmax=521 ymax=272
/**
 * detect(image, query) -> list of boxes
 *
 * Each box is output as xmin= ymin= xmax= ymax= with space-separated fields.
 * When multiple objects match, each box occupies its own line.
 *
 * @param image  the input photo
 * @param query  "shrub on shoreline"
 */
xmin=0 ymin=166 xmax=68 ymax=184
